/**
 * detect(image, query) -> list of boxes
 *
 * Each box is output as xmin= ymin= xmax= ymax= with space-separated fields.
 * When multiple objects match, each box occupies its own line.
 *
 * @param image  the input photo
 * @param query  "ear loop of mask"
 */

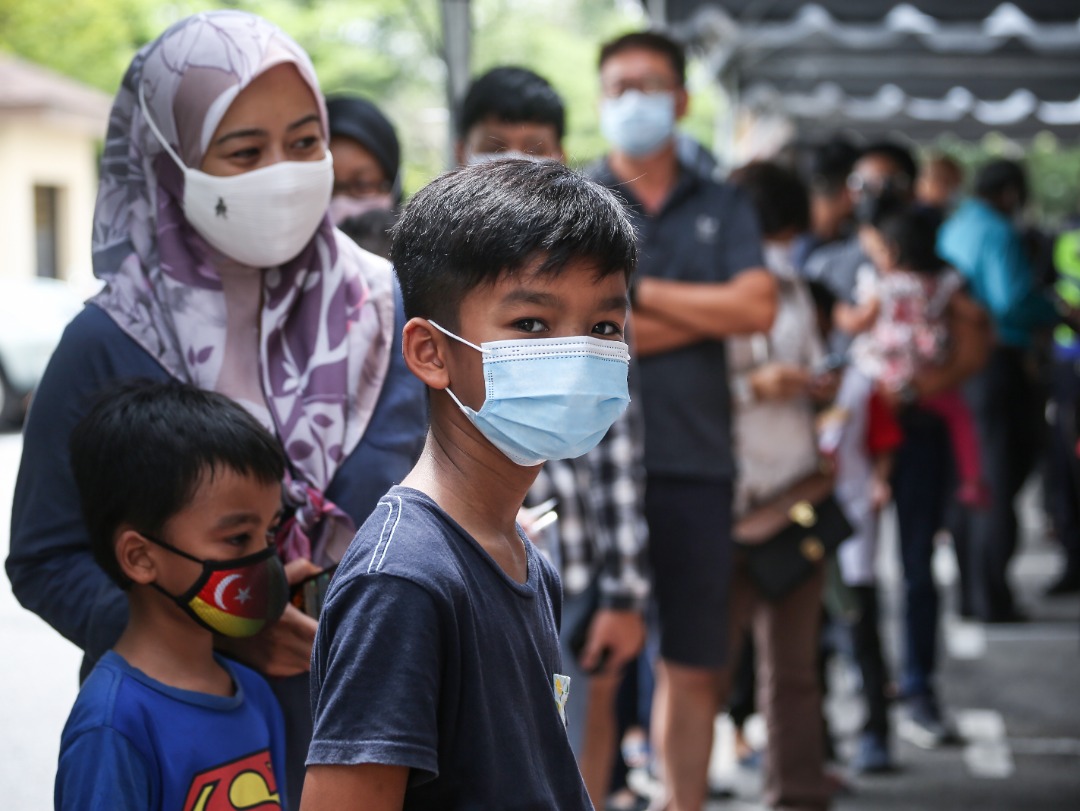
xmin=138 ymin=81 xmax=187 ymax=171
xmin=428 ymin=320 xmax=485 ymax=414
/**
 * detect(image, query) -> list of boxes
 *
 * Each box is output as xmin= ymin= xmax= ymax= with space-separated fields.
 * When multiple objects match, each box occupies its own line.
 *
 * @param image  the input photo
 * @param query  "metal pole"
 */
xmin=441 ymin=0 xmax=471 ymax=169
xmin=647 ymin=0 xmax=667 ymax=26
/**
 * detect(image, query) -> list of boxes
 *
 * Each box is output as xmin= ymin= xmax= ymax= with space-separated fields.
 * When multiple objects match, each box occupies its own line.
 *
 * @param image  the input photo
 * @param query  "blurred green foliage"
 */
xmin=3 ymin=0 xmax=1076 ymax=225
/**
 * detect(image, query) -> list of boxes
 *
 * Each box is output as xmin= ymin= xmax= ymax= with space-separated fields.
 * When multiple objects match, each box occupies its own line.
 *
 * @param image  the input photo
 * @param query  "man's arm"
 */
xmin=634 ymin=269 xmax=777 ymax=342
xmin=301 ymin=764 xmax=408 ymax=811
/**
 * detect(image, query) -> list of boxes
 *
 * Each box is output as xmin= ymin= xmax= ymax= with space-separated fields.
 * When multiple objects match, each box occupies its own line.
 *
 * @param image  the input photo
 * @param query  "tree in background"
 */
xmin=1 ymin=0 xmax=725 ymax=193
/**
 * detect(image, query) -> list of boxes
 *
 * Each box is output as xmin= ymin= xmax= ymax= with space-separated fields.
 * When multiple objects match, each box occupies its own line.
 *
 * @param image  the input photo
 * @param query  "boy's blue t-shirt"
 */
xmin=308 ymin=486 xmax=591 ymax=810
xmin=56 ymin=651 xmax=288 ymax=811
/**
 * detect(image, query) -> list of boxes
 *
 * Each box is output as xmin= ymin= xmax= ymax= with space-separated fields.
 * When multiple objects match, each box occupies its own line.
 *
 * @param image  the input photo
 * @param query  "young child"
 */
xmin=848 ymin=205 xmax=987 ymax=507
xmin=302 ymin=159 xmax=637 ymax=810
xmin=55 ymin=380 xmax=291 ymax=810
xmin=813 ymin=281 xmax=904 ymax=774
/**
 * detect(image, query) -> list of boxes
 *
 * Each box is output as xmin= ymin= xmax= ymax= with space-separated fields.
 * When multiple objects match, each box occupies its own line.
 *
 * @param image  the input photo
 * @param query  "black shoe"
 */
xmin=1045 ymin=571 xmax=1080 ymax=597
xmin=981 ymin=607 xmax=1029 ymax=624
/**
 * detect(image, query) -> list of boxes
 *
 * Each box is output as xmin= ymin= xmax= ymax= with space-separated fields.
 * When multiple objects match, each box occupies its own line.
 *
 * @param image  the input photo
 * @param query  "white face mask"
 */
xmin=329 ymin=193 xmax=394 ymax=225
xmin=600 ymin=90 xmax=676 ymax=157
xmin=140 ymin=84 xmax=334 ymax=268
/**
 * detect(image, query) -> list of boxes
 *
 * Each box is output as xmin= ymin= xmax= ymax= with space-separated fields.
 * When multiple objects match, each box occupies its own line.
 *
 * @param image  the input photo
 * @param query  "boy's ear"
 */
xmin=114 ymin=527 xmax=158 ymax=586
xmin=402 ymin=317 xmax=452 ymax=390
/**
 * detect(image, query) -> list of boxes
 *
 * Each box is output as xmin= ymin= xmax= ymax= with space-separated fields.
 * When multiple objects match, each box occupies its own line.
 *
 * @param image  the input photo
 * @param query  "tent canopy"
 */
xmin=652 ymin=2 xmax=1080 ymax=141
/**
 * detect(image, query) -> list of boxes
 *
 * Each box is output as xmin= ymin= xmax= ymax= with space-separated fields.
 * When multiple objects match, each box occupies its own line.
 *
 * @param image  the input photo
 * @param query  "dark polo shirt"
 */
xmin=589 ymin=158 xmax=764 ymax=480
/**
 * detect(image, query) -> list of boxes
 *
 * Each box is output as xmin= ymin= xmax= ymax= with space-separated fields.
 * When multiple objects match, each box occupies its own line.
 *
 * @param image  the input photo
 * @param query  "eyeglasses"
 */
xmin=333 ymin=178 xmax=393 ymax=198
xmin=847 ymin=173 xmax=911 ymax=194
xmin=601 ymin=76 xmax=678 ymax=99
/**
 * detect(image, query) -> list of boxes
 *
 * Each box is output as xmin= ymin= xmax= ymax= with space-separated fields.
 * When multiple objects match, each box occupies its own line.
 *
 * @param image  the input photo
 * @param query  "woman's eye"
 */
xmin=226 ymin=533 xmax=251 ymax=547
xmin=291 ymin=136 xmax=320 ymax=152
xmin=592 ymin=321 xmax=623 ymax=337
xmin=228 ymin=147 xmax=260 ymax=162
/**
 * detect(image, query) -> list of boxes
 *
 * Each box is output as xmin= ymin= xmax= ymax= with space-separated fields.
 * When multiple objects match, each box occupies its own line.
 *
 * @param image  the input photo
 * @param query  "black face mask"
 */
xmin=854 ymin=183 xmax=909 ymax=226
xmin=143 ymin=536 xmax=288 ymax=637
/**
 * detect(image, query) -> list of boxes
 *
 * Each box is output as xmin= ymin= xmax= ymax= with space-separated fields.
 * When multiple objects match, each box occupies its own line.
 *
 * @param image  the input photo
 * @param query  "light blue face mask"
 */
xmin=430 ymin=321 xmax=631 ymax=466
xmin=600 ymin=90 xmax=676 ymax=157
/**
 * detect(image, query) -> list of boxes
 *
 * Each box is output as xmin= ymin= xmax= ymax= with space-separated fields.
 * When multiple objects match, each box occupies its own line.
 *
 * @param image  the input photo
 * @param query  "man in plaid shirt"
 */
xmin=456 ymin=66 xmax=651 ymax=808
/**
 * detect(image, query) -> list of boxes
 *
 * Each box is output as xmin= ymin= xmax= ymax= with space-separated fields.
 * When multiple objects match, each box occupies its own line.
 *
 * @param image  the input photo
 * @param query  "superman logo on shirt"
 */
xmin=182 ymin=749 xmax=281 ymax=811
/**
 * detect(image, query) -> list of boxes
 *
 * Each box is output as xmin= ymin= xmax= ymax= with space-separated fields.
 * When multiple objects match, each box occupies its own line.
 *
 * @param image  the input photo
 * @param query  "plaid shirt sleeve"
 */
xmin=525 ymin=369 xmax=650 ymax=612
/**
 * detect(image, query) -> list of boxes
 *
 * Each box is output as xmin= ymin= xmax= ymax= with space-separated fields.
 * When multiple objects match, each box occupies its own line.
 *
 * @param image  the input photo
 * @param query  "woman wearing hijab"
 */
xmin=326 ymin=95 xmax=402 ymax=258
xmin=6 ymin=11 xmax=426 ymax=808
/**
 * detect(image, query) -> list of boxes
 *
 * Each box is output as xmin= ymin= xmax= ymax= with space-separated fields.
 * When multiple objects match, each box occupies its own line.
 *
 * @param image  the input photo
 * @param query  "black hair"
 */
xmin=806 ymin=279 xmax=837 ymax=340
xmin=871 ymin=205 xmax=943 ymax=276
xmin=806 ymin=136 xmax=860 ymax=195
xmin=390 ymin=159 xmax=637 ymax=327
xmin=325 ymin=95 xmax=401 ymax=192
xmin=859 ymin=140 xmax=919 ymax=186
xmin=729 ymin=161 xmax=810 ymax=238
xmin=599 ymin=30 xmax=686 ymax=86
xmin=69 ymin=380 xmax=286 ymax=589
xmin=974 ymin=159 xmax=1028 ymax=206
xmin=458 ymin=66 xmax=565 ymax=141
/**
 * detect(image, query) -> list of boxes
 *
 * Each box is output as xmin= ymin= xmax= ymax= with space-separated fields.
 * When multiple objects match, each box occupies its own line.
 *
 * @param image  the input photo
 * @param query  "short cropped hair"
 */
xmin=599 ymin=31 xmax=686 ymax=86
xmin=872 ymin=205 xmax=943 ymax=276
xmin=390 ymin=159 xmax=637 ymax=327
xmin=974 ymin=159 xmax=1027 ymax=206
xmin=459 ymin=66 xmax=565 ymax=141
xmin=806 ymin=136 xmax=860 ymax=195
xmin=860 ymin=140 xmax=919 ymax=187
xmin=729 ymin=161 xmax=810 ymax=238
xmin=70 ymin=380 xmax=286 ymax=588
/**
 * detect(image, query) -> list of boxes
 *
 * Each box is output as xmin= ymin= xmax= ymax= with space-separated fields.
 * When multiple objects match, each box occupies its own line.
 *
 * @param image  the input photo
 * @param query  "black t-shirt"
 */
xmin=308 ymin=486 xmax=590 ymax=810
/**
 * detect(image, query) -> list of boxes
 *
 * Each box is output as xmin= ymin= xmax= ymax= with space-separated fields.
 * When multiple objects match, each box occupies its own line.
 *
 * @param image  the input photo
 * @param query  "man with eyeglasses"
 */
xmin=587 ymin=30 xmax=777 ymax=811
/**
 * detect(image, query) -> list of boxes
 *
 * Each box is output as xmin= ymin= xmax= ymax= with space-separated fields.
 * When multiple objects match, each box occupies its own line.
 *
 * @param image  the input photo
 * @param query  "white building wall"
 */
xmin=0 ymin=116 xmax=100 ymax=286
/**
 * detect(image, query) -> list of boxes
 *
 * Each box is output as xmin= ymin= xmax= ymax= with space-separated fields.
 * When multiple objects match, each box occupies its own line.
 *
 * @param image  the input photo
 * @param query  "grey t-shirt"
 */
xmin=590 ymin=160 xmax=765 ymax=479
xmin=308 ymin=486 xmax=590 ymax=811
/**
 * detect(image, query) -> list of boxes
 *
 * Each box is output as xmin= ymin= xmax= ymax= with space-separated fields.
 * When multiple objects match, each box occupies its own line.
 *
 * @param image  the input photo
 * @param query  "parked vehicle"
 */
xmin=0 ymin=278 xmax=88 ymax=425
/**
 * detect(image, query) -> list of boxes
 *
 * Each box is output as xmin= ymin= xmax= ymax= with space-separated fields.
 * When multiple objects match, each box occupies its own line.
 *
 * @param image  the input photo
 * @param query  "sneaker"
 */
xmin=898 ymin=694 xmax=961 ymax=749
xmin=852 ymin=731 xmax=895 ymax=774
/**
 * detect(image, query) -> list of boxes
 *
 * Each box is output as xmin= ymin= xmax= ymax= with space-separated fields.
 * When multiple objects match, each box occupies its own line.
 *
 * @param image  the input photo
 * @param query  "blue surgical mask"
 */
xmin=600 ymin=90 xmax=676 ymax=157
xmin=430 ymin=321 xmax=631 ymax=466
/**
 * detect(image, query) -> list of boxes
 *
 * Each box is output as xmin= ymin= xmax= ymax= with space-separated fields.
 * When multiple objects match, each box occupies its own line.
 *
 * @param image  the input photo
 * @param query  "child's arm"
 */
xmin=870 ymin=452 xmax=894 ymax=511
xmin=301 ymin=764 xmax=408 ymax=811
xmin=833 ymin=298 xmax=880 ymax=335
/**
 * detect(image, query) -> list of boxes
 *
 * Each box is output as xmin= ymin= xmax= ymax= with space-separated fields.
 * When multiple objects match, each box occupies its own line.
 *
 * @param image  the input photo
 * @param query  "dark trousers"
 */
xmin=957 ymin=347 xmax=1045 ymax=620
xmin=849 ymin=585 xmax=890 ymax=739
xmin=1048 ymin=359 xmax=1080 ymax=578
xmin=892 ymin=406 xmax=952 ymax=698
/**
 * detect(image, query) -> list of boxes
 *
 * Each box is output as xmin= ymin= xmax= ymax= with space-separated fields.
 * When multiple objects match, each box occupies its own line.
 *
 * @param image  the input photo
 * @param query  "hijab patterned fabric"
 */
xmin=91 ymin=11 xmax=394 ymax=561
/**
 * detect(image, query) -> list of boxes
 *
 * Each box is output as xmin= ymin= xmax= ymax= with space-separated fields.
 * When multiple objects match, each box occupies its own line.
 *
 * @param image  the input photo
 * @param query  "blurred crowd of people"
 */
xmin=5 ymin=12 xmax=1079 ymax=811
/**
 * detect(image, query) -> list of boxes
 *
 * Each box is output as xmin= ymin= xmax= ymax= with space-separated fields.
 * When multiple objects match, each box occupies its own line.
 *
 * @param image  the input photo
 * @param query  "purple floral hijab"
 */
xmin=91 ymin=11 xmax=394 ymax=562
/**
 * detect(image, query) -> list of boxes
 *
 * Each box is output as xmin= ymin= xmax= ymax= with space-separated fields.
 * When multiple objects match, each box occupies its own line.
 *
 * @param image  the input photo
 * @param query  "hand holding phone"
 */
xmin=290 ymin=564 xmax=338 ymax=619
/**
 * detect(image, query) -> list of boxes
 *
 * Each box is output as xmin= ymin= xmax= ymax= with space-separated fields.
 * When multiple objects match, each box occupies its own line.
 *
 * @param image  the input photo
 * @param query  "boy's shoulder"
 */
xmin=336 ymin=486 xmax=472 ymax=587
xmin=332 ymin=485 xmax=559 ymax=604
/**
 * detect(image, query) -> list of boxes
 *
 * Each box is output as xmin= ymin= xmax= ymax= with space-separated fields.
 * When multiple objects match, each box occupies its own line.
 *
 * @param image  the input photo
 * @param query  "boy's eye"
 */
xmin=513 ymin=318 xmax=547 ymax=334
xmin=592 ymin=321 xmax=624 ymax=337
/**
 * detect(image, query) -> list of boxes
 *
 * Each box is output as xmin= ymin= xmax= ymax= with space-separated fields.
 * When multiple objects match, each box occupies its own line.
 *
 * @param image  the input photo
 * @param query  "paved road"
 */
xmin=1 ymin=429 xmax=1078 ymax=810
